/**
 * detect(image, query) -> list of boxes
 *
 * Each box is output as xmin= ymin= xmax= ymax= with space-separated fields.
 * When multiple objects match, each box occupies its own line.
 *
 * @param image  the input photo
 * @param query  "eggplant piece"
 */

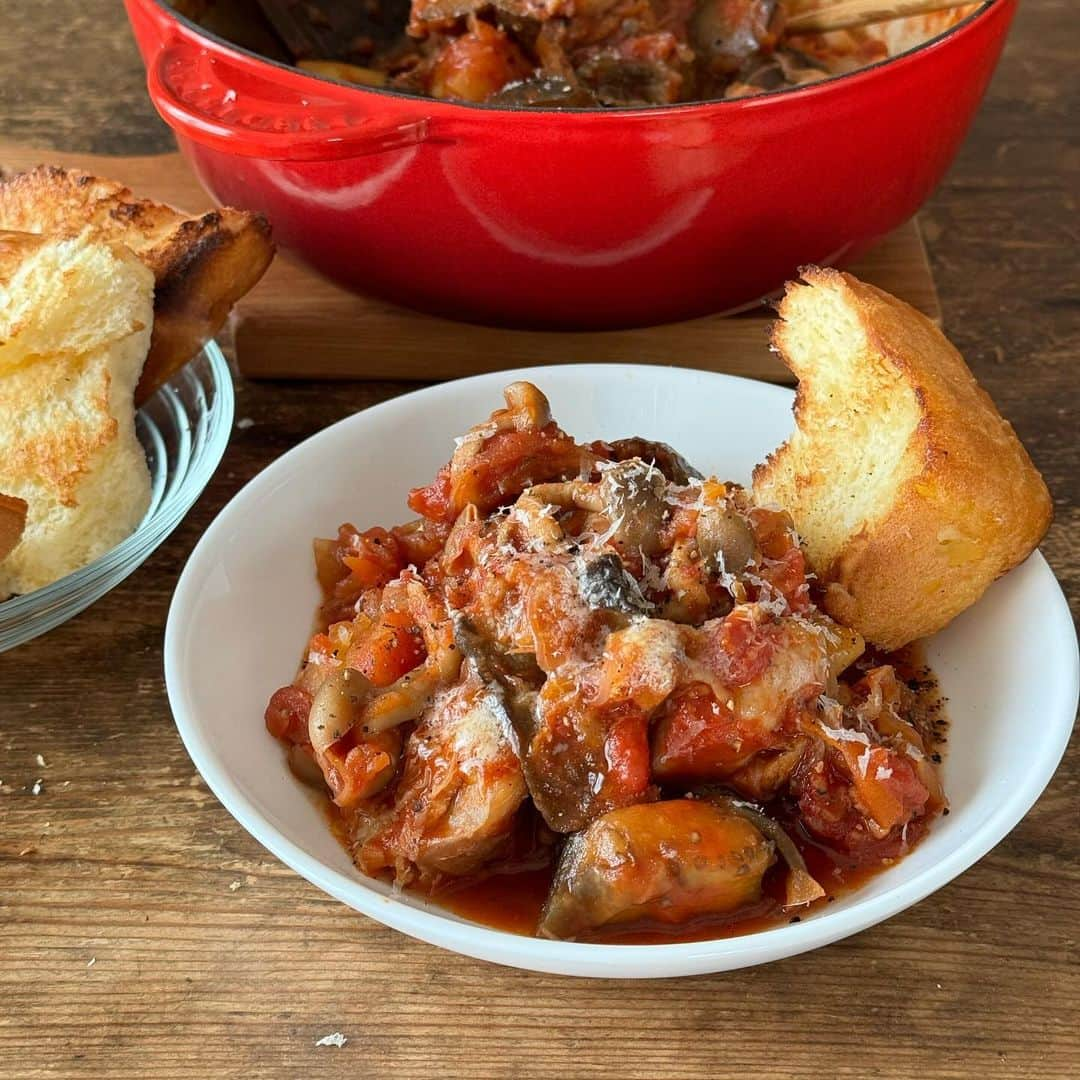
xmin=523 ymin=697 xmax=613 ymax=833
xmin=594 ymin=437 xmax=702 ymax=485
xmin=703 ymin=794 xmax=826 ymax=907
xmin=578 ymin=553 xmax=654 ymax=616
xmin=538 ymin=799 xmax=775 ymax=940
xmin=574 ymin=53 xmax=685 ymax=107
xmin=488 ymin=75 xmax=598 ymax=107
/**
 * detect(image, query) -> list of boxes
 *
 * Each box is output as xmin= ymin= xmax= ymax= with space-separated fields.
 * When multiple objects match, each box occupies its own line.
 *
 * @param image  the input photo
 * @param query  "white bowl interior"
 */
xmin=165 ymin=365 xmax=1077 ymax=977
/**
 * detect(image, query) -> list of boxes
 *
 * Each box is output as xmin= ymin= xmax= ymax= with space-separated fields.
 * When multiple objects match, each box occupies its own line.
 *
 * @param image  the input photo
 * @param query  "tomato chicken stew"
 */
xmin=265 ymin=382 xmax=946 ymax=942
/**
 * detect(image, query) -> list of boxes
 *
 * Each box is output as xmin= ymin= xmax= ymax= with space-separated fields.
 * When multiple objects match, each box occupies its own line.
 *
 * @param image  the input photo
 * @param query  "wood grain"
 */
xmin=0 ymin=146 xmax=938 ymax=385
xmin=0 ymin=2 xmax=1077 ymax=1079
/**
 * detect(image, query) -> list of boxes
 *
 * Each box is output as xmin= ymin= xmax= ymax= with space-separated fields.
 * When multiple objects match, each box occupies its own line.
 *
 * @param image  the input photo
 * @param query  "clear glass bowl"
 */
xmin=0 ymin=342 xmax=234 ymax=652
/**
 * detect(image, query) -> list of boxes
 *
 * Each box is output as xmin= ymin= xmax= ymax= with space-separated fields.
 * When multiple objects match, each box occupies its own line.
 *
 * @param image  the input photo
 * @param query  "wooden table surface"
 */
xmin=1 ymin=3 xmax=1077 ymax=1078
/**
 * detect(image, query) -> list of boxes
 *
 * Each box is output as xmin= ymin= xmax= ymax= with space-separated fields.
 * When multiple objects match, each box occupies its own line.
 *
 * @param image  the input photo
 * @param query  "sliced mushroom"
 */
xmin=530 ymin=459 xmax=670 ymax=556
xmin=696 ymin=503 xmax=757 ymax=573
xmin=308 ymin=667 xmax=371 ymax=754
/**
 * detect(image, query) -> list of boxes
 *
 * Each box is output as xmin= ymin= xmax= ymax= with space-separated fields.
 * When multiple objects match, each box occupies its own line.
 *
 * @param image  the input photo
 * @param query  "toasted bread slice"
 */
xmin=0 ymin=494 xmax=28 ymax=563
xmin=0 ymin=230 xmax=154 ymax=598
xmin=752 ymin=267 xmax=1052 ymax=650
xmin=0 ymin=165 xmax=273 ymax=402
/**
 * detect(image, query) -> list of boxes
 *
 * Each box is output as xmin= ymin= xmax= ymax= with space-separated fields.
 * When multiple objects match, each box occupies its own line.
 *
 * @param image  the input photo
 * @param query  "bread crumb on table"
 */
xmin=314 ymin=1033 xmax=347 ymax=1048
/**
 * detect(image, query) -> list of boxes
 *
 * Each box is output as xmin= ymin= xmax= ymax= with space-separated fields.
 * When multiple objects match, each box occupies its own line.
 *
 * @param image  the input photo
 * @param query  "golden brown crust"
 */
xmin=0 ymin=228 xmax=49 ymax=274
xmin=753 ymin=266 xmax=1052 ymax=650
xmin=0 ymin=165 xmax=274 ymax=402
xmin=0 ymin=494 xmax=28 ymax=562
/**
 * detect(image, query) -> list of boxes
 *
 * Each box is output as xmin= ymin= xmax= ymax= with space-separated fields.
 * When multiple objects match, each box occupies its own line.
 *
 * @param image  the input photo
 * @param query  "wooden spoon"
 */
xmin=785 ymin=0 xmax=979 ymax=35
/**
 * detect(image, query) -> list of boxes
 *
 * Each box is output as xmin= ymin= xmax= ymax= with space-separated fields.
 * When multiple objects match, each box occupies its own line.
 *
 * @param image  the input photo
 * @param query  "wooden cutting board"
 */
xmin=1 ymin=144 xmax=941 ymax=384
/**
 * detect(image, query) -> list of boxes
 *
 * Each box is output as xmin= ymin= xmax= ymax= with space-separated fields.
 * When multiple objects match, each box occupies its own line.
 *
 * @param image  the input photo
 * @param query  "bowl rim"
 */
xmin=163 ymin=363 xmax=1079 ymax=977
xmin=146 ymin=0 xmax=1000 ymax=119
xmin=0 ymin=341 xmax=234 ymax=651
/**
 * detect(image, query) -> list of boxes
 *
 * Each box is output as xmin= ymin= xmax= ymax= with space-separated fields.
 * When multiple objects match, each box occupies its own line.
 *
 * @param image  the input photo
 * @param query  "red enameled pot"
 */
xmin=124 ymin=0 xmax=1016 ymax=329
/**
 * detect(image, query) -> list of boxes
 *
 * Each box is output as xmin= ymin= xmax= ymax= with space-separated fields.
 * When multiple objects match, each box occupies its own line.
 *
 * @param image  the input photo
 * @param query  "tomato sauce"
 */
xmin=430 ymin=804 xmax=909 ymax=945
xmin=326 ymin=644 xmax=945 ymax=945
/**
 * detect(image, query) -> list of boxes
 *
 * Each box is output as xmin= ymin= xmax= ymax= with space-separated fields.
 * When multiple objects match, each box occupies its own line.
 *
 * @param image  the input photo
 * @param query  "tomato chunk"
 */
xmin=603 ymin=706 xmax=652 ymax=802
xmin=408 ymin=425 xmax=584 ymax=525
xmin=791 ymin=744 xmax=930 ymax=858
xmin=347 ymin=610 xmax=426 ymax=688
xmin=695 ymin=608 xmax=777 ymax=687
xmin=265 ymin=686 xmax=312 ymax=744
xmin=324 ymin=729 xmax=402 ymax=808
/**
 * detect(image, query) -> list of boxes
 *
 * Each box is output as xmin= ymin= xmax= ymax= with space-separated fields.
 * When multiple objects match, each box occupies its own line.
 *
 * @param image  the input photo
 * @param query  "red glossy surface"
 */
xmin=124 ymin=0 xmax=1015 ymax=329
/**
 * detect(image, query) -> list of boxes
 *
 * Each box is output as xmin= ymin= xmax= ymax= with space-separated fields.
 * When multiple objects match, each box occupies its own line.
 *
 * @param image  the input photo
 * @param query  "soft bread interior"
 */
xmin=760 ymin=276 xmax=921 ymax=570
xmin=0 ymin=232 xmax=154 ymax=597
xmin=0 ymin=231 xmax=150 ymax=369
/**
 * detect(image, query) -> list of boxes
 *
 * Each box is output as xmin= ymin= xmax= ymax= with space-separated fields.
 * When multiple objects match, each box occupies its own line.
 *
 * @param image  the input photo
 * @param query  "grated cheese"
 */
xmin=818 ymin=723 xmax=871 ymax=747
xmin=856 ymin=746 xmax=872 ymax=777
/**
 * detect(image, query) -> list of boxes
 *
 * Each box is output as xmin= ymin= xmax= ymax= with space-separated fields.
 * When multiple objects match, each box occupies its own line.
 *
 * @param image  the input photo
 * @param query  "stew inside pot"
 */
xmin=172 ymin=0 xmax=979 ymax=107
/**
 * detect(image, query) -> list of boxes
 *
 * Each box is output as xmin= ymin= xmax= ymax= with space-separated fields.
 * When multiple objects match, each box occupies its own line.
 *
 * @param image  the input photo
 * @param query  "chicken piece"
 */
xmin=788 ymin=672 xmax=943 ymax=859
xmin=538 ymin=799 xmax=775 ymax=940
xmin=359 ymin=666 xmax=528 ymax=882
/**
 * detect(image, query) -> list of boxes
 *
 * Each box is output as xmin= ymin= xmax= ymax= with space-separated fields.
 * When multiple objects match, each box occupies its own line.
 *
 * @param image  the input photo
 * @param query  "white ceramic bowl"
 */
xmin=164 ymin=365 xmax=1078 ymax=978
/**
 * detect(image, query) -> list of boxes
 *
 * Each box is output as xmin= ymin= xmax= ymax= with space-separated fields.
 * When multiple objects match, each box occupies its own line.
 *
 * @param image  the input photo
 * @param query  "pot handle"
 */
xmin=147 ymin=41 xmax=435 ymax=162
